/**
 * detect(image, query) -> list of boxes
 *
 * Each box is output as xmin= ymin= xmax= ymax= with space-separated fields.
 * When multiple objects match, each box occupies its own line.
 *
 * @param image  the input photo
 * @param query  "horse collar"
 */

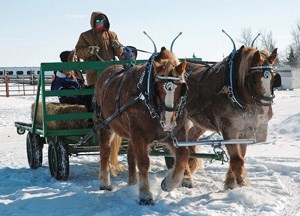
xmin=225 ymin=49 xmax=246 ymax=110
xmin=137 ymin=53 xmax=160 ymax=119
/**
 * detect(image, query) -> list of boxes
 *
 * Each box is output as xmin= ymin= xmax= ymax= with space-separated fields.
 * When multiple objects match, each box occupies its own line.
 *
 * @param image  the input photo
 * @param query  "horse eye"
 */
xmin=263 ymin=70 xmax=271 ymax=79
xmin=164 ymin=81 xmax=174 ymax=91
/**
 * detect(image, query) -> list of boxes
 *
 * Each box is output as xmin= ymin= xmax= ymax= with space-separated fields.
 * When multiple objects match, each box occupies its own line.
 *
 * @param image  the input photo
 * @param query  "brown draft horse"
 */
xmin=185 ymin=46 xmax=281 ymax=189
xmin=94 ymin=47 xmax=189 ymax=205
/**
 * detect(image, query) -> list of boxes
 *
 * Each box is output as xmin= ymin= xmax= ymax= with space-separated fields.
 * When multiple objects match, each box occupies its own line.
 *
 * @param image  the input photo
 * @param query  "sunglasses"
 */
xmin=95 ymin=19 xmax=104 ymax=24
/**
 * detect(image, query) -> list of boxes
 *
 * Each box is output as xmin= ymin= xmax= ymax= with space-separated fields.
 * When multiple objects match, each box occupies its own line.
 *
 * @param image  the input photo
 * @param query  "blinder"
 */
xmin=248 ymin=64 xmax=281 ymax=105
xmin=180 ymin=82 xmax=188 ymax=97
xmin=249 ymin=65 xmax=281 ymax=88
xmin=155 ymin=75 xmax=187 ymax=112
xmin=273 ymin=73 xmax=281 ymax=88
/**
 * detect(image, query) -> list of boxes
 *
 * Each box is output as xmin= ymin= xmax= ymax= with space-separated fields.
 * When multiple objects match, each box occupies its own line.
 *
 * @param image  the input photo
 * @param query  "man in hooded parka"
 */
xmin=75 ymin=11 xmax=124 ymax=86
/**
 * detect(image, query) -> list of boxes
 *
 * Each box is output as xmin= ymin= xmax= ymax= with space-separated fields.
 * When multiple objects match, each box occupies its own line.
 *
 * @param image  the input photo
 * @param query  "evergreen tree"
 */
xmin=287 ymin=46 xmax=297 ymax=67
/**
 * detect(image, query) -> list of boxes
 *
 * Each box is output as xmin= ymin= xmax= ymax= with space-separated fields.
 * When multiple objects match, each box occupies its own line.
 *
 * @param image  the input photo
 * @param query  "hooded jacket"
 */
xmin=75 ymin=11 xmax=123 ymax=62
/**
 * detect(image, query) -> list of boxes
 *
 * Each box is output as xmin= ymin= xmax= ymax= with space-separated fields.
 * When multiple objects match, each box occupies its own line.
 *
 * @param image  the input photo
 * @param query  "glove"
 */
xmin=122 ymin=46 xmax=134 ymax=60
xmin=88 ymin=46 xmax=100 ymax=55
xmin=111 ymin=40 xmax=122 ymax=49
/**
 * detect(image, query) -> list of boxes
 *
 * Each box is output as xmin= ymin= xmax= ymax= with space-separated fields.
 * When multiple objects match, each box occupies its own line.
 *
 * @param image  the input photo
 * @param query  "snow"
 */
xmin=0 ymin=90 xmax=300 ymax=216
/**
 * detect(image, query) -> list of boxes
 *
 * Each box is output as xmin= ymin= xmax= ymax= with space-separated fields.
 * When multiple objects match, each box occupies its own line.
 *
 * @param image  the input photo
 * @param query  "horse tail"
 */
xmin=109 ymin=135 xmax=123 ymax=177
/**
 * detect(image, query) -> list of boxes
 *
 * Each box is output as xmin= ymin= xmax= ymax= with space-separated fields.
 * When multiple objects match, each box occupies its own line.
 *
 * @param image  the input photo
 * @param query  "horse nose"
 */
xmin=161 ymin=121 xmax=177 ymax=131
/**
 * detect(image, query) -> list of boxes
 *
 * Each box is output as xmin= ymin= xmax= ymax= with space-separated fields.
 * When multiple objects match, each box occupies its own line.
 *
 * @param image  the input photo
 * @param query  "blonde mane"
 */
xmin=237 ymin=47 xmax=266 ymax=89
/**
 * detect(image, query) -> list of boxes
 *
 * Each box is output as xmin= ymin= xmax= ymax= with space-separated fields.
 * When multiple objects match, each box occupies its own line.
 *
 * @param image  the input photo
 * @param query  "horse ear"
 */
xmin=268 ymin=48 xmax=278 ymax=64
xmin=154 ymin=47 xmax=167 ymax=61
xmin=252 ymin=50 xmax=261 ymax=65
xmin=175 ymin=59 xmax=187 ymax=76
xmin=152 ymin=60 xmax=163 ymax=73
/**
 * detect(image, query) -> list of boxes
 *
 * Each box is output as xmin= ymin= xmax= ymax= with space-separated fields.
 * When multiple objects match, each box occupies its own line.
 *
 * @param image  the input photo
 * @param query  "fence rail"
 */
xmin=0 ymin=74 xmax=52 ymax=96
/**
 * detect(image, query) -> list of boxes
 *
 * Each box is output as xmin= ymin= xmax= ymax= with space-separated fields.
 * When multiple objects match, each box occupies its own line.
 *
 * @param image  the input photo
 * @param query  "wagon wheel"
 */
xmin=26 ymin=132 xmax=43 ymax=169
xmin=48 ymin=140 xmax=69 ymax=181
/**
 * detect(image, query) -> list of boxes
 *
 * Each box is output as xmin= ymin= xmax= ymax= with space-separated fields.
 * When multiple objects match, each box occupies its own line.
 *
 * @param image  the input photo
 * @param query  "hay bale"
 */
xmin=31 ymin=102 xmax=89 ymax=129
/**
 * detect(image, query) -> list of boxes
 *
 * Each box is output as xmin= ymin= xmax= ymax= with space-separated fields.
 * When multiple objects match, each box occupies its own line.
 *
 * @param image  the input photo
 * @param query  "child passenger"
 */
xmin=51 ymin=51 xmax=93 ymax=112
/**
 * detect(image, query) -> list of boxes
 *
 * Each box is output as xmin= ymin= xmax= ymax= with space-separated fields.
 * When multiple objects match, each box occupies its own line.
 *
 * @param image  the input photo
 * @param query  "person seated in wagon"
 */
xmin=51 ymin=51 xmax=93 ymax=112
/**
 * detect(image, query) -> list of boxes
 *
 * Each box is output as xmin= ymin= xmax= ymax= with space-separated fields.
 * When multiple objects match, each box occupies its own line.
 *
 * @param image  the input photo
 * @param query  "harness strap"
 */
xmin=77 ymin=93 xmax=143 ymax=145
xmin=99 ymin=94 xmax=142 ymax=128
xmin=115 ymin=66 xmax=134 ymax=111
xmin=104 ymin=68 xmax=125 ymax=86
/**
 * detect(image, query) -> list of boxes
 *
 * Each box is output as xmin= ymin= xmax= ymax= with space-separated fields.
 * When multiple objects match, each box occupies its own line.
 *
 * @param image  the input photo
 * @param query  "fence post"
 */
xmin=5 ymin=71 xmax=9 ymax=97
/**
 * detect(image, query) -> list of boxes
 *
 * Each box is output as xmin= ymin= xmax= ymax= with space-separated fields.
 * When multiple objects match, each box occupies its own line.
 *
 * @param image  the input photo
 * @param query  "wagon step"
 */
xmin=175 ymin=139 xmax=256 ymax=147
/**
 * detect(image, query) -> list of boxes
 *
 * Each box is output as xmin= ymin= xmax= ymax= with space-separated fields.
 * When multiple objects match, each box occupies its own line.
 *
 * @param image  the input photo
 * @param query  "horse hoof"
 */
xmin=161 ymin=177 xmax=175 ymax=192
xmin=139 ymin=198 xmax=155 ymax=206
xmin=127 ymin=180 xmax=137 ymax=186
xmin=161 ymin=178 xmax=169 ymax=192
xmin=181 ymin=179 xmax=193 ymax=188
xmin=237 ymin=179 xmax=248 ymax=187
xmin=99 ymin=185 xmax=113 ymax=191
xmin=224 ymin=181 xmax=237 ymax=190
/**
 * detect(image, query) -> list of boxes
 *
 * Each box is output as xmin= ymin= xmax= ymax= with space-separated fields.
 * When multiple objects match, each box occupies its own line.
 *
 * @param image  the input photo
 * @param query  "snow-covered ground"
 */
xmin=0 ymin=89 xmax=300 ymax=216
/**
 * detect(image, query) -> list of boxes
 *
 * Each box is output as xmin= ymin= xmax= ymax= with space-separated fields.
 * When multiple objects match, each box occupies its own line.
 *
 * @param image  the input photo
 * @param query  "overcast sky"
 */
xmin=1 ymin=0 xmax=299 ymax=66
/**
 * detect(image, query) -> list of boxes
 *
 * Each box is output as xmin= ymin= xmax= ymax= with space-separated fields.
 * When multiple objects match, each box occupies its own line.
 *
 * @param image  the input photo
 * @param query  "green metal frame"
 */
xmin=16 ymin=60 xmax=148 ymax=142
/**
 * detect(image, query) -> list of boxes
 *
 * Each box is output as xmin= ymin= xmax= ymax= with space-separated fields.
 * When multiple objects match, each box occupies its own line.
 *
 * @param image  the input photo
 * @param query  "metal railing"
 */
xmin=0 ymin=74 xmax=52 ymax=97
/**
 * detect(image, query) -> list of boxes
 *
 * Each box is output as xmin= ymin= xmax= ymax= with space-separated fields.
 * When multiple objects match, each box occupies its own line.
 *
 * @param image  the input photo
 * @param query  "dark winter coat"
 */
xmin=51 ymin=71 xmax=82 ymax=104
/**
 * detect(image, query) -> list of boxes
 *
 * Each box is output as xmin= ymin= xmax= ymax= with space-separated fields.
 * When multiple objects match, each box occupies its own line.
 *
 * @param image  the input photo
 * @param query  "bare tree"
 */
xmin=291 ymin=21 xmax=300 ymax=45
xmin=238 ymin=28 xmax=280 ymax=64
xmin=260 ymin=30 xmax=277 ymax=52
xmin=238 ymin=28 xmax=253 ymax=47
xmin=290 ymin=21 xmax=300 ymax=63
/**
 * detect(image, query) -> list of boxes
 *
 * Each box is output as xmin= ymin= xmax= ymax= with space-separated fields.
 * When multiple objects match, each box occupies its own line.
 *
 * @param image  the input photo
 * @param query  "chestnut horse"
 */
xmin=94 ymin=47 xmax=189 ymax=205
xmin=185 ymin=46 xmax=281 ymax=189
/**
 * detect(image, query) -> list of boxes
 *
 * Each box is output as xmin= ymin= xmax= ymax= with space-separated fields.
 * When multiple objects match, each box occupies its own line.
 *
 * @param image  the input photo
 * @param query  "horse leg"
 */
xmin=161 ymin=146 xmax=189 ymax=192
xmin=237 ymin=144 xmax=248 ymax=186
xmin=181 ymin=146 xmax=201 ymax=188
xmin=99 ymin=128 xmax=114 ymax=191
xmin=180 ymin=125 xmax=204 ymax=188
xmin=132 ymin=139 xmax=153 ymax=205
xmin=224 ymin=144 xmax=246 ymax=189
xmin=109 ymin=135 xmax=123 ymax=177
xmin=127 ymin=140 xmax=137 ymax=185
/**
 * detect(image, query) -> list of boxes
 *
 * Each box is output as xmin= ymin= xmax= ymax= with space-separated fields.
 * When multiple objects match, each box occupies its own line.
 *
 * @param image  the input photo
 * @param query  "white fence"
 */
xmin=0 ymin=74 xmax=52 ymax=97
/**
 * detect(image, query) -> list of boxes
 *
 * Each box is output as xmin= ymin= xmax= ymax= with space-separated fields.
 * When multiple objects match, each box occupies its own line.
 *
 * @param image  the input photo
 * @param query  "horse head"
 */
xmin=237 ymin=46 xmax=281 ymax=106
xmin=152 ymin=47 xmax=187 ymax=131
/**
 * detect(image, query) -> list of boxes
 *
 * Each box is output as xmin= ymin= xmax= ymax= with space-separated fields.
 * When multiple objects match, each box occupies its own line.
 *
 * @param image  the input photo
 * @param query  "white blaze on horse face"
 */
xmin=162 ymin=81 xmax=177 ymax=131
xmin=260 ymin=70 xmax=272 ymax=98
